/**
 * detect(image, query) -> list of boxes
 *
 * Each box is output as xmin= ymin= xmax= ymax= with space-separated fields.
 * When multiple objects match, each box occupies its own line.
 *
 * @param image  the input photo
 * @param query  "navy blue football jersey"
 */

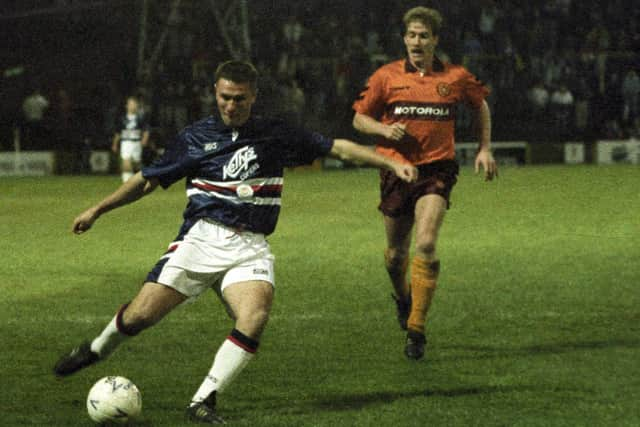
xmin=117 ymin=113 xmax=150 ymax=143
xmin=142 ymin=115 xmax=334 ymax=235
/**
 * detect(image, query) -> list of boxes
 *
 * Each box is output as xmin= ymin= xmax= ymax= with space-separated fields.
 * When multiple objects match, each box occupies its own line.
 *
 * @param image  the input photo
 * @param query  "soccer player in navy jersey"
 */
xmin=54 ymin=60 xmax=417 ymax=424
xmin=111 ymin=96 xmax=151 ymax=182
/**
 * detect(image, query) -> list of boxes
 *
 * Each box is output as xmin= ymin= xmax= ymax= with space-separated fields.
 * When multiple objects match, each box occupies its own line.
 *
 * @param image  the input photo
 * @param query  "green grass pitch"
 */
xmin=1 ymin=165 xmax=639 ymax=426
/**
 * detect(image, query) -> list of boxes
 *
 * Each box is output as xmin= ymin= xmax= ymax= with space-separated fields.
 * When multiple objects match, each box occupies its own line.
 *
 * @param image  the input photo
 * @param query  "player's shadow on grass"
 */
xmin=310 ymin=385 xmax=538 ymax=412
xmin=438 ymin=338 xmax=640 ymax=361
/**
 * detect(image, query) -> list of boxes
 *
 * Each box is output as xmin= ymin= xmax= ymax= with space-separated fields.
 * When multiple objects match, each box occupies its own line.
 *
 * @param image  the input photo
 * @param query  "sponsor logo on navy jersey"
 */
xmin=223 ymin=146 xmax=259 ymax=179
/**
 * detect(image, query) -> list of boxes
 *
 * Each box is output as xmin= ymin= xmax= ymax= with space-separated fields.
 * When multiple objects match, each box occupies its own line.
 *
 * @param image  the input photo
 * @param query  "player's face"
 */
xmin=403 ymin=21 xmax=438 ymax=69
xmin=215 ymin=78 xmax=257 ymax=127
xmin=126 ymin=99 xmax=139 ymax=114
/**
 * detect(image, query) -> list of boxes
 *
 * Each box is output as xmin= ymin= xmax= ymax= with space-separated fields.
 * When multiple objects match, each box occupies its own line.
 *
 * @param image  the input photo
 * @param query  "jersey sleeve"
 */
xmin=461 ymin=70 xmax=490 ymax=108
xmin=141 ymin=131 xmax=197 ymax=188
xmin=352 ymin=69 xmax=387 ymax=119
xmin=278 ymin=124 xmax=334 ymax=167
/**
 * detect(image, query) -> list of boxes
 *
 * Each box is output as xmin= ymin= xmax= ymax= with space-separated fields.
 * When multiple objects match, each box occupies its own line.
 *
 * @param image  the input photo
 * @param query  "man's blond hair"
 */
xmin=403 ymin=7 xmax=443 ymax=36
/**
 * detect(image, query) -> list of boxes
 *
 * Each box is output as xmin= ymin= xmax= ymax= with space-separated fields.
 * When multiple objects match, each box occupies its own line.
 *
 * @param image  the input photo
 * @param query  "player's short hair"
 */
xmin=403 ymin=7 xmax=443 ymax=36
xmin=215 ymin=60 xmax=258 ymax=91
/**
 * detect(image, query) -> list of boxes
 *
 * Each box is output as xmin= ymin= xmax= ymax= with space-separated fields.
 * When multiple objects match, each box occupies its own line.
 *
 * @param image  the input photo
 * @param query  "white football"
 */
xmin=86 ymin=376 xmax=142 ymax=424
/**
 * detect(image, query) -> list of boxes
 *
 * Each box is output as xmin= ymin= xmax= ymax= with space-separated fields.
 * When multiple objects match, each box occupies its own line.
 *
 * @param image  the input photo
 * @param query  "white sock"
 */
xmin=191 ymin=338 xmax=255 ymax=404
xmin=121 ymin=171 xmax=134 ymax=182
xmin=90 ymin=315 xmax=130 ymax=358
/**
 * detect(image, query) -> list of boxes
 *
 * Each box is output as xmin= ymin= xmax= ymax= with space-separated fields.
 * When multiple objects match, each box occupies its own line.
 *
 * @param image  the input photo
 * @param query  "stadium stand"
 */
xmin=1 ymin=0 xmax=638 ymax=169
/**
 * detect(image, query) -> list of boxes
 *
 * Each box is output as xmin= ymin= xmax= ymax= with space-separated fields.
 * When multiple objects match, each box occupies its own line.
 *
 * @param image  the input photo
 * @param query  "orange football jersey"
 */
xmin=353 ymin=58 xmax=489 ymax=165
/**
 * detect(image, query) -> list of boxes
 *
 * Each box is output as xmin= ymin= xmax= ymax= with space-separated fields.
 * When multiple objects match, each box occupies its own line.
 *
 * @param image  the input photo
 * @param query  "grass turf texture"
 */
xmin=1 ymin=165 xmax=639 ymax=426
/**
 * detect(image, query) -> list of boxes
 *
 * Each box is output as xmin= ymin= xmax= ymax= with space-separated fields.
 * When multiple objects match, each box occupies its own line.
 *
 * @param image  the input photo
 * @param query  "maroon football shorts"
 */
xmin=378 ymin=159 xmax=459 ymax=217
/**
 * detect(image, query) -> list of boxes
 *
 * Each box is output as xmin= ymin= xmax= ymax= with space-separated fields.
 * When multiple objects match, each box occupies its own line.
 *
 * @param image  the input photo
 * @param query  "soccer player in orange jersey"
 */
xmin=352 ymin=6 xmax=498 ymax=360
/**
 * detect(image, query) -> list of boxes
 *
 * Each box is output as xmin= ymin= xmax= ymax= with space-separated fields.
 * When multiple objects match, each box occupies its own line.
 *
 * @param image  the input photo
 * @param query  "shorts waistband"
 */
xmin=201 ymin=218 xmax=260 ymax=237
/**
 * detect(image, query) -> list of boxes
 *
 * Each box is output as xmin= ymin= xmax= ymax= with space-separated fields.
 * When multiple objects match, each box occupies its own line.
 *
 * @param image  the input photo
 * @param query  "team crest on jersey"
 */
xmin=437 ymin=82 xmax=452 ymax=97
xmin=223 ymin=146 xmax=259 ymax=179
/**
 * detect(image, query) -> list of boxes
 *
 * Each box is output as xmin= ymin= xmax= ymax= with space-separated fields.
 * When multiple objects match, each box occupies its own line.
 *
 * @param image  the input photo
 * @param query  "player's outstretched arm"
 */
xmin=72 ymin=172 xmax=159 ymax=234
xmin=353 ymin=113 xmax=406 ymax=142
xmin=330 ymin=139 xmax=417 ymax=183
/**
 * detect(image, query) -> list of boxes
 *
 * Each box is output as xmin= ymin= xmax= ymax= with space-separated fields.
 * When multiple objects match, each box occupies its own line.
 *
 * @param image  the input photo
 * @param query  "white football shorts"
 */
xmin=120 ymin=140 xmax=142 ymax=162
xmin=152 ymin=218 xmax=275 ymax=299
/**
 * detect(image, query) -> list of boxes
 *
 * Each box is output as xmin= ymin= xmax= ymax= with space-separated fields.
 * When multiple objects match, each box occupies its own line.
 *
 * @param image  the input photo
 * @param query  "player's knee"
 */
xmin=121 ymin=160 xmax=133 ymax=172
xmin=384 ymin=247 xmax=408 ymax=271
xmin=238 ymin=306 xmax=270 ymax=330
xmin=415 ymin=240 xmax=437 ymax=258
xmin=251 ymin=306 xmax=270 ymax=328
xmin=121 ymin=307 xmax=159 ymax=335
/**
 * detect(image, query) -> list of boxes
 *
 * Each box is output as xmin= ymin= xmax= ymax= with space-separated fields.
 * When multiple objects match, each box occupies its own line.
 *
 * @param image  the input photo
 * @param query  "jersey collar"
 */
xmin=213 ymin=110 xmax=255 ymax=132
xmin=404 ymin=56 xmax=445 ymax=74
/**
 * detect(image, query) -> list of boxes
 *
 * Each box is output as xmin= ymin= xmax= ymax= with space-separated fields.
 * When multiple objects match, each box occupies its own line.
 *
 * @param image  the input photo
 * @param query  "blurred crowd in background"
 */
xmin=2 ymin=0 xmax=639 ymax=164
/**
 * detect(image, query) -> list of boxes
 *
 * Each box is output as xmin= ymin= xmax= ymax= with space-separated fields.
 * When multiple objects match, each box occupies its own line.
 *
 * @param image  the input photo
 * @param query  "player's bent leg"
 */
xmin=383 ymin=215 xmax=413 ymax=298
xmin=405 ymin=195 xmax=447 ymax=360
xmin=54 ymin=282 xmax=187 ymax=377
xmin=121 ymin=282 xmax=188 ymax=334
xmin=188 ymin=280 xmax=273 ymax=423
xmin=385 ymin=245 xmax=411 ymax=331
xmin=383 ymin=215 xmax=413 ymax=330
xmin=223 ymin=280 xmax=273 ymax=339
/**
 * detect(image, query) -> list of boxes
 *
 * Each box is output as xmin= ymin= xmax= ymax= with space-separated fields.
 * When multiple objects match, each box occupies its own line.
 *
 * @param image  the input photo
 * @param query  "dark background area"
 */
xmin=2 ymin=1 xmax=639 ymax=166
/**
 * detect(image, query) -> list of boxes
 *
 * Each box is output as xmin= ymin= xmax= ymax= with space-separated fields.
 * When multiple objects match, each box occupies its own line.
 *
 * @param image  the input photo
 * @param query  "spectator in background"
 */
xmin=21 ymin=86 xmax=49 ymax=150
xmin=194 ymin=83 xmax=216 ymax=120
xmin=527 ymin=81 xmax=550 ymax=114
xmin=621 ymin=68 xmax=640 ymax=125
xmin=527 ymin=80 xmax=550 ymax=140
xmin=50 ymin=86 xmax=84 ymax=164
xmin=528 ymin=80 xmax=549 ymax=110
xmin=478 ymin=0 xmax=501 ymax=54
xmin=495 ymin=33 xmax=519 ymax=90
xmin=541 ymin=50 xmax=568 ymax=87
xmin=277 ymin=42 xmax=304 ymax=81
xmin=549 ymin=83 xmax=575 ymax=140
xmin=603 ymin=118 xmax=625 ymax=139
xmin=366 ymin=26 xmax=383 ymax=60
xmin=279 ymin=78 xmax=306 ymax=127
xmin=461 ymin=29 xmax=483 ymax=72
xmin=573 ymin=77 xmax=591 ymax=138
xmin=584 ymin=20 xmax=611 ymax=94
xmin=604 ymin=72 xmax=624 ymax=131
xmin=282 ymin=14 xmax=304 ymax=47
xmin=288 ymin=79 xmax=306 ymax=126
